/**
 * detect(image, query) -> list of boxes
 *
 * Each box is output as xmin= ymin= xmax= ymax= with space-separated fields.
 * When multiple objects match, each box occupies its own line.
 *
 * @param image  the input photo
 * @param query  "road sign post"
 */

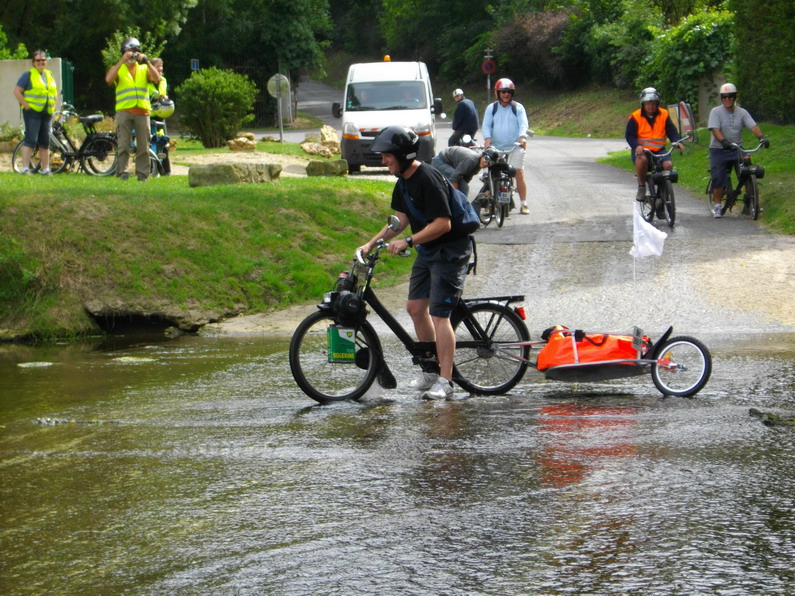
xmin=267 ymin=74 xmax=290 ymax=143
xmin=482 ymin=50 xmax=495 ymax=103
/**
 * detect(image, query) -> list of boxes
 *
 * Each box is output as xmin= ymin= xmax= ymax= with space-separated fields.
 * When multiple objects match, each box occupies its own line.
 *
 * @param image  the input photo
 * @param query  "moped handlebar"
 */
xmin=642 ymin=133 xmax=692 ymax=159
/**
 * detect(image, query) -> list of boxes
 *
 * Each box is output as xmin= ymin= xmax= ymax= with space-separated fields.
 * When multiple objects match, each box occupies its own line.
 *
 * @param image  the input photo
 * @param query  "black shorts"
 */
xmin=408 ymin=237 xmax=472 ymax=318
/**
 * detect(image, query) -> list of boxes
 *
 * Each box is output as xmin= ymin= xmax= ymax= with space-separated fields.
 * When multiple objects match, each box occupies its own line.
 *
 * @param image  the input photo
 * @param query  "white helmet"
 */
xmin=719 ymin=82 xmax=737 ymax=96
xmin=639 ymin=87 xmax=660 ymax=105
xmin=453 ymin=88 xmax=464 ymax=98
xmin=151 ymin=98 xmax=175 ymax=119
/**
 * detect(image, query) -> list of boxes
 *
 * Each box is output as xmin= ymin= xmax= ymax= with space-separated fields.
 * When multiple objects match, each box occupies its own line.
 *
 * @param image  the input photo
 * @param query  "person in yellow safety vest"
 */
xmin=148 ymin=58 xmax=168 ymax=101
xmin=105 ymin=37 xmax=160 ymax=181
xmin=13 ymin=49 xmax=58 ymax=175
xmin=625 ymin=87 xmax=685 ymax=202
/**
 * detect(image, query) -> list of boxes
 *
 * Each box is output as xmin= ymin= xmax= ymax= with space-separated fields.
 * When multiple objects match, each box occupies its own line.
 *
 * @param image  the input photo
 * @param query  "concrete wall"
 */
xmin=1 ymin=58 xmax=63 ymax=129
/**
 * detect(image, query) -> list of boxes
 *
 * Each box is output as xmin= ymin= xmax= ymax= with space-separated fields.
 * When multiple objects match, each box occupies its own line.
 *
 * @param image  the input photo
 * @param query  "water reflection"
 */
xmin=1 ymin=334 xmax=794 ymax=593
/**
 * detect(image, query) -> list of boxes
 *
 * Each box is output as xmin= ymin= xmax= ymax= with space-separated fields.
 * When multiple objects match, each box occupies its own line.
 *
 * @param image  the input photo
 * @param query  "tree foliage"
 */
xmin=641 ymin=8 xmax=734 ymax=110
xmin=0 ymin=24 xmax=27 ymax=59
xmin=175 ymin=67 xmax=258 ymax=147
xmin=1 ymin=0 xmax=196 ymax=110
xmin=733 ymin=0 xmax=795 ymax=124
xmin=101 ymin=29 xmax=167 ymax=71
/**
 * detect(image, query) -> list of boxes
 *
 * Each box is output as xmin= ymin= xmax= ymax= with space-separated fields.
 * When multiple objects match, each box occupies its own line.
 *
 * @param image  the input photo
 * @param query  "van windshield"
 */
xmin=346 ymin=82 xmax=427 ymax=111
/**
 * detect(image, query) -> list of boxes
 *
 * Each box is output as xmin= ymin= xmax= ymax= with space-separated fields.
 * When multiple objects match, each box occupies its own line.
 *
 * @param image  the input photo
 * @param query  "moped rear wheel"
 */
xmin=289 ymin=311 xmax=380 ymax=403
xmin=452 ymin=302 xmax=530 ymax=395
xmin=651 ymin=336 xmax=712 ymax=397
xmin=662 ymin=179 xmax=676 ymax=228
xmin=744 ymin=175 xmax=760 ymax=220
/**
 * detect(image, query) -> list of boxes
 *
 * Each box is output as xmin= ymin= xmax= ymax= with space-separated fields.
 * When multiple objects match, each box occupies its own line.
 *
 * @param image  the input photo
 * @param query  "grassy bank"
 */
xmin=600 ymin=124 xmax=795 ymax=233
xmin=0 ymin=172 xmax=405 ymax=340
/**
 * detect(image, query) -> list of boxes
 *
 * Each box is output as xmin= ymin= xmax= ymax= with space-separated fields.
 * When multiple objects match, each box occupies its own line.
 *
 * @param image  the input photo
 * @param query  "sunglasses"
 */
xmin=720 ymin=94 xmax=736 ymax=100
xmin=499 ymin=90 xmax=513 ymax=94
xmin=34 ymin=59 xmax=47 ymax=63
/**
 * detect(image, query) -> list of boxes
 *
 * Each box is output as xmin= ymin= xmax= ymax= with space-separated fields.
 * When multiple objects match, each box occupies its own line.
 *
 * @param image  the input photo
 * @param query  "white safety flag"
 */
xmin=630 ymin=203 xmax=667 ymax=258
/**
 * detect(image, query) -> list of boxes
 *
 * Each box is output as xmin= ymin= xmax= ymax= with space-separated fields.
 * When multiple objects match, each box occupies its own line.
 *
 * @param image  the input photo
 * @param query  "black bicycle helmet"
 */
xmin=121 ymin=37 xmax=142 ymax=54
xmin=371 ymin=126 xmax=419 ymax=158
xmin=371 ymin=125 xmax=420 ymax=173
xmin=482 ymin=147 xmax=500 ymax=164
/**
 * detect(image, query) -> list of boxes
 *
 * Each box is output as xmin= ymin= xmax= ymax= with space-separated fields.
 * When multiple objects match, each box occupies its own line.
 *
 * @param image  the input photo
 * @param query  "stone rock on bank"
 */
xmin=188 ymin=162 xmax=282 ymax=187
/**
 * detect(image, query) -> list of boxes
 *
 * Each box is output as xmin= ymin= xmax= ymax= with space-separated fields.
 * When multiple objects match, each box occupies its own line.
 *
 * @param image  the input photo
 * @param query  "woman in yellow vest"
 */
xmin=12 ymin=49 xmax=57 ymax=175
xmin=104 ymin=37 xmax=160 ymax=181
xmin=625 ymin=87 xmax=684 ymax=202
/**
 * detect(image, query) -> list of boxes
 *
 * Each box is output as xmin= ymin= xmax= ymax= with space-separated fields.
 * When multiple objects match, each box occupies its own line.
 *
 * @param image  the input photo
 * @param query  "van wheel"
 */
xmin=348 ymin=164 xmax=361 ymax=173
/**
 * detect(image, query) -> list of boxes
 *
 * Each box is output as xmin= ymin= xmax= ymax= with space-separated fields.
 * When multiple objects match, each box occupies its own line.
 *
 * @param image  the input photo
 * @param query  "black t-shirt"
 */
xmin=391 ymin=162 xmax=458 ymax=248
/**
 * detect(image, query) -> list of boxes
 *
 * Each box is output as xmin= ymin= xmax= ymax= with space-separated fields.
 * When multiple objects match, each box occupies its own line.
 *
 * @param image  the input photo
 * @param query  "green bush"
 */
xmin=175 ymin=68 xmax=258 ymax=148
xmin=641 ymin=8 xmax=734 ymax=112
xmin=0 ymin=121 xmax=23 ymax=143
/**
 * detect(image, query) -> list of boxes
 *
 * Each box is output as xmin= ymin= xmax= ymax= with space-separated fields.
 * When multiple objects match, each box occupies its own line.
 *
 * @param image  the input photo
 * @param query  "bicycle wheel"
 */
xmin=651 ymin=336 xmax=712 ymax=397
xmin=452 ymin=302 xmax=530 ymax=395
xmin=82 ymin=135 xmax=118 ymax=176
xmin=495 ymin=202 xmax=506 ymax=227
xmin=744 ymin=175 xmax=760 ymax=220
xmin=148 ymin=149 xmax=162 ymax=178
xmin=662 ymin=179 xmax=676 ymax=228
xmin=640 ymin=182 xmax=655 ymax=222
xmin=289 ymin=311 xmax=380 ymax=403
xmin=12 ymin=140 xmax=39 ymax=172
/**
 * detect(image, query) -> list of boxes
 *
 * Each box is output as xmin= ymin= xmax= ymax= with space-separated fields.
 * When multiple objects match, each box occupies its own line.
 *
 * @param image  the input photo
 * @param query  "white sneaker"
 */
xmin=40 ymin=168 xmax=52 ymax=176
xmin=20 ymin=168 xmax=32 ymax=175
xmin=422 ymin=378 xmax=454 ymax=400
xmin=712 ymin=203 xmax=723 ymax=218
xmin=409 ymin=371 xmax=438 ymax=392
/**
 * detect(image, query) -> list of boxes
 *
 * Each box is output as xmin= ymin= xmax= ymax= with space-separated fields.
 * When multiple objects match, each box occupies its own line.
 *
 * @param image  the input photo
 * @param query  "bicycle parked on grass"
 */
xmin=473 ymin=144 xmax=519 ymax=228
xmin=12 ymin=103 xmax=118 ymax=176
xmin=706 ymin=140 xmax=766 ymax=220
xmin=289 ymin=217 xmax=712 ymax=403
xmin=639 ymin=134 xmax=691 ymax=229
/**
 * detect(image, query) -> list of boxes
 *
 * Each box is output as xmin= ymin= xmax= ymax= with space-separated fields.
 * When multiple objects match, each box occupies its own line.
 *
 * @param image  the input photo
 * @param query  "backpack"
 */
xmin=398 ymin=178 xmax=480 ymax=237
xmin=491 ymin=100 xmax=517 ymax=117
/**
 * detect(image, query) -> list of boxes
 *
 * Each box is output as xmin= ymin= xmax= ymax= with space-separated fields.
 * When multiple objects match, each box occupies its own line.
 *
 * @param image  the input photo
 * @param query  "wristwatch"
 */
xmin=405 ymin=236 xmax=413 ymax=247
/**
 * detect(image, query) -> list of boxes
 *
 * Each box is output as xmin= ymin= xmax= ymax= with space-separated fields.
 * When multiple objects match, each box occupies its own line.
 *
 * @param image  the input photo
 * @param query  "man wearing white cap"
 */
xmin=449 ymin=88 xmax=479 ymax=147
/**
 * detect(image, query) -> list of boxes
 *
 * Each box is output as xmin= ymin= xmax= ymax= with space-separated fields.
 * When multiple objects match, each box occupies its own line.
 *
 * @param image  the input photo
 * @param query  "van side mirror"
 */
xmin=433 ymin=98 xmax=443 ymax=115
xmin=332 ymin=102 xmax=342 ymax=118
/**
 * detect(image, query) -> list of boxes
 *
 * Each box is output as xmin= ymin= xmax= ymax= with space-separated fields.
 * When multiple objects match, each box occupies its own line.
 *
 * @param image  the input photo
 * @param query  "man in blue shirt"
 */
xmin=482 ymin=78 xmax=530 ymax=214
xmin=449 ymin=88 xmax=479 ymax=147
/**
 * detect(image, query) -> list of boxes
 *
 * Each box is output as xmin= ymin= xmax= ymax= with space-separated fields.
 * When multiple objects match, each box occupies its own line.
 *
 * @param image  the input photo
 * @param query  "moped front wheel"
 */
xmin=476 ymin=189 xmax=494 ymax=226
xmin=662 ymin=179 xmax=676 ymax=228
xmin=641 ymin=181 xmax=656 ymax=223
xmin=452 ymin=302 xmax=530 ymax=395
xmin=745 ymin=175 xmax=760 ymax=220
xmin=651 ymin=336 xmax=712 ymax=397
xmin=289 ymin=311 xmax=380 ymax=403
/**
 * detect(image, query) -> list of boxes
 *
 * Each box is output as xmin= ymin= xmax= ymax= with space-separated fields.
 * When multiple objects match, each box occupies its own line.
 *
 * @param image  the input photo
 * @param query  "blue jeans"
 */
xmin=22 ymin=109 xmax=52 ymax=149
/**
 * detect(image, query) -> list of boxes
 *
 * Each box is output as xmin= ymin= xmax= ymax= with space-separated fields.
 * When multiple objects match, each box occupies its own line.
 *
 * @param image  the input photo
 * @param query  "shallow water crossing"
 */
xmin=2 ymin=332 xmax=795 ymax=594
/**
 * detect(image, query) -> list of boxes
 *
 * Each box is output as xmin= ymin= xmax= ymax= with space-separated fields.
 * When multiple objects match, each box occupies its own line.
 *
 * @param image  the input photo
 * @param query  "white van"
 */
xmin=332 ymin=60 xmax=443 ymax=172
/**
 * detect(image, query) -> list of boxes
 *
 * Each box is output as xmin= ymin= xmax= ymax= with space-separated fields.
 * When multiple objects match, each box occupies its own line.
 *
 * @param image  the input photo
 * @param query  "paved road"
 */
xmin=262 ymin=80 xmax=795 ymax=340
